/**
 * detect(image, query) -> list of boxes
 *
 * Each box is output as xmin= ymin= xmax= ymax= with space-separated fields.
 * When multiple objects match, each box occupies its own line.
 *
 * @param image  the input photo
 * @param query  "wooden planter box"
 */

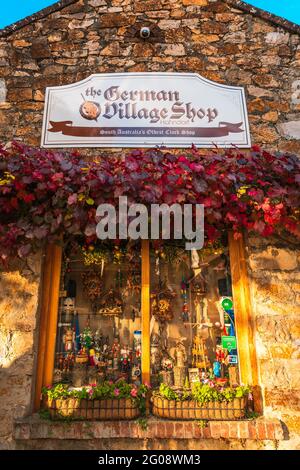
xmin=152 ymin=396 xmax=248 ymax=420
xmin=44 ymin=397 xmax=140 ymax=420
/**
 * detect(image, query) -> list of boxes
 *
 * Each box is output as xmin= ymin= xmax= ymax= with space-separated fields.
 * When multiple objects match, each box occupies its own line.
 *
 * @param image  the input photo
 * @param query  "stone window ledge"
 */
xmin=14 ymin=415 xmax=285 ymax=441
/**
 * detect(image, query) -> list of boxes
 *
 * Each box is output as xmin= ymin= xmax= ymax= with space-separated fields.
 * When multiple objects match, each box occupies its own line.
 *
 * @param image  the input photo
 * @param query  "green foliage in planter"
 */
xmin=156 ymin=382 xmax=250 ymax=403
xmin=158 ymin=383 xmax=181 ymax=401
xmin=90 ymin=380 xmax=132 ymax=400
xmin=42 ymin=383 xmax=89 ymax=400
xmin=42 ymin=380 xmax=150 ymax=415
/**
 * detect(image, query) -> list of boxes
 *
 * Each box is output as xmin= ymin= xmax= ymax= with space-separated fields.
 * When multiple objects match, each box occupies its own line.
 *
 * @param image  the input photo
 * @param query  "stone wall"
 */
xmin=0 ymin=0 xmax=299 ymax=154
xmin=13 ymin=416 xmax=285 ymax=450
xmin=246 ymin=235 xmax=300 ymax=450
xmin=0 ymin=254 xmax=42 ymax=448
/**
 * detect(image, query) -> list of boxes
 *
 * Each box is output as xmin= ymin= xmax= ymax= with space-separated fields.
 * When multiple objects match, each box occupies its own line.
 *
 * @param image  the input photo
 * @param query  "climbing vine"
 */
xmin=0 ymin=142 xmax=299 ymax=262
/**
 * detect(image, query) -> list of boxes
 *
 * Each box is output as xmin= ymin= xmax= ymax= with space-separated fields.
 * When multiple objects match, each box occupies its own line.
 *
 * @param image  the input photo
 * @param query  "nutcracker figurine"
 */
xmin=120 ymin=345 xmax=131 ymax=373
xmin=63 ymin=327 xmax=75 ymax=352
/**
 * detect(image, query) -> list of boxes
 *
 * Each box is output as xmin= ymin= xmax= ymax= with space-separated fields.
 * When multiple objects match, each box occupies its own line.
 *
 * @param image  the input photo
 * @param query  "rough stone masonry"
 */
xmin=0 ymin=0 xmax=299 ymax=154
xmin=0 ymin=0 xmax=299 ymax=450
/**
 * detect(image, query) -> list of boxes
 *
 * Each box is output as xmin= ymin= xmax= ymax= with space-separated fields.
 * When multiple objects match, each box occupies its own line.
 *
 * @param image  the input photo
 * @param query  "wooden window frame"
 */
xmin=34 ymin=235 xmax=260 ymax=412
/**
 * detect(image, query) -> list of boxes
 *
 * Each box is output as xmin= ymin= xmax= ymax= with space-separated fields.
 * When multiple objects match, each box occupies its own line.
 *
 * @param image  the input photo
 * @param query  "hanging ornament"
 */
xmin=113 ymin=243 xmax=126 ymax=264
xmin=81 ymin=245 xmax=109 ymax=278
xmin=98 ymin=288 xmax=123 ymax=316
xmin=181 ymin=277 xmax=190 ymax=322
xmin=81 ymin=270 xmax=103 ymax=306
xmin=151 ymin=280 xmax=176 ymax=323
xmin=192 ymin=335 xmax=208 ymax=369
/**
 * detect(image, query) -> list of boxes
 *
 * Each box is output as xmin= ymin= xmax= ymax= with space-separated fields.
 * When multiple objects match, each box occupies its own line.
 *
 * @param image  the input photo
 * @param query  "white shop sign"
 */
xmin=41 ymin=72 xmax=251 ymax=148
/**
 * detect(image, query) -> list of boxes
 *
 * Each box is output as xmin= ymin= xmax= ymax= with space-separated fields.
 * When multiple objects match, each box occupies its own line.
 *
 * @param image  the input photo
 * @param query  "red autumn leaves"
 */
xmin=0 ymin=142 xmax=299 ymax=262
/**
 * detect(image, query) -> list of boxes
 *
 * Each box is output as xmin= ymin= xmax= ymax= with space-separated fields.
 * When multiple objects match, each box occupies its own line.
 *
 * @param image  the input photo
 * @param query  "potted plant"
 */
xmin=42 ymin=380 xmax=150 ymax=420
xmin=151 ymin=381 xmax=250 ymax=420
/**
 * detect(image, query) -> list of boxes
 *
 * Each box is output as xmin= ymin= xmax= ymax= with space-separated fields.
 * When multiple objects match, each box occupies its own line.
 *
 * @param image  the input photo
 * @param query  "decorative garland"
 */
xmin=0 ymin=142 xmax=299 ymax=263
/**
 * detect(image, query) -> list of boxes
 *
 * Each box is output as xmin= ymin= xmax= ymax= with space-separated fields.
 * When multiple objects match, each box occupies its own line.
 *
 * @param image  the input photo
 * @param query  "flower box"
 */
xmin=45 ymin=397 xmax=140 ymax=420
xmin=42 ymin=381 xmax=149 ymax=420
xmin=151 ymin=395 xmax=248 ymax=420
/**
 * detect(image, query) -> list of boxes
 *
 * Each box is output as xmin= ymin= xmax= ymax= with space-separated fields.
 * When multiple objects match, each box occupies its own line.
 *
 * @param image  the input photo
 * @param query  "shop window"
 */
xmin=149 ymin=240 xmax=239 ymax=389
xmin=52 ymin=238 xmax=240 ymax=390
xmin=53 ymin=241 xmax=142 ymax=387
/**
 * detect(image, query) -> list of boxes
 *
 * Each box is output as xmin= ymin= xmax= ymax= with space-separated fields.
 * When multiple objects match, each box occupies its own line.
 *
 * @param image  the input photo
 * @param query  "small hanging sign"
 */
xmin=41 ymin=72 xmax=251 ymax=148
xmin=221 ymin=335 xmax=237 ymax=352
xmin=228 ymin=355 xmax=238 ymax=364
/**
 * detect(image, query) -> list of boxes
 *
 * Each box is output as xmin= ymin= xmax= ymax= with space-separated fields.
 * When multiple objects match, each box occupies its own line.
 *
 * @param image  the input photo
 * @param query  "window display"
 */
xmin=54 ymin=241 xmax=142 ymax=387
xmin=149 ymin=240 xmax=239 ymax=390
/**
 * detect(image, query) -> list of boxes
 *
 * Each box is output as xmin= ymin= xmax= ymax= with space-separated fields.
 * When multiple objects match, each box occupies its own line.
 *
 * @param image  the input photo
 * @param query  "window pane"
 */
xmin=150 ymin=239 xmax=240 ymax=389
xmin=53 ymin=241 xmax=142 ymax=387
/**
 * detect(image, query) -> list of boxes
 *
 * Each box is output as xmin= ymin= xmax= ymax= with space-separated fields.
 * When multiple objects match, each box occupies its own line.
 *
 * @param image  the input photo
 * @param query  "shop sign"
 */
xmin=41 ymin=73 xmax=251 ymax=148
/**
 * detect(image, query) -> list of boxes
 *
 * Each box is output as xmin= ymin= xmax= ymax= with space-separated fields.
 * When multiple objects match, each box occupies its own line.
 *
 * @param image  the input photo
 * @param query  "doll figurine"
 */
xmin=216 ymin=345 xmax=226 ymax=363
xmin=120 ymin=345 xmax=131 ymax=372
xmin=174 ymin=339 xmax=187 ymax=368
xmin=63 ymin=328 xmax=75 ymax=352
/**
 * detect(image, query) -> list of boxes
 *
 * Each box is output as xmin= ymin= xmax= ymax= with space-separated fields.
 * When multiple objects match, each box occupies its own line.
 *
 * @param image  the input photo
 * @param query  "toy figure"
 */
xmin=161 ymin=352 xmax=174 ymax=386
xmin=63 ymin=297 xmax=75 ymax=322
xmin=111 ymin=337 xmax=121 ymax=370
xmin=133 ymin=330 xmax=142 ymax=369
xmin=89 ymin=348 xmax=96 ymax=366
xmin=215 ymin=345 xmax=227 ymax=378
xmin=63 ymin=297 xmax=75 ymax=313
xmin=216 ymin=345 xmax=226 ymax=363
xmin=174 ymin=339 xmax=187 ymax=388
xmin=161 ymin=354 xmax=174 ymax=372
xmin=63 ymin=328 xmax=75 ymax=352
xmin=213 ymin=361 xmax=221 ymax=377
xmin=120 ymin=345 xmax=131 ymax=372
xmin=174 ymin=339 xmax=187 ymax=368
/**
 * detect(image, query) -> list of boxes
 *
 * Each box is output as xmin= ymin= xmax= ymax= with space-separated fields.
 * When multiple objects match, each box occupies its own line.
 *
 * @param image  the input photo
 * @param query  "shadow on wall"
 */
xmin=0 ymin=351 xmax=35 ymax=449
xmin=0 ymin=253 xmax=43 ymax=449
xmin=246 ymin=237 xmax=300 ymax=429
